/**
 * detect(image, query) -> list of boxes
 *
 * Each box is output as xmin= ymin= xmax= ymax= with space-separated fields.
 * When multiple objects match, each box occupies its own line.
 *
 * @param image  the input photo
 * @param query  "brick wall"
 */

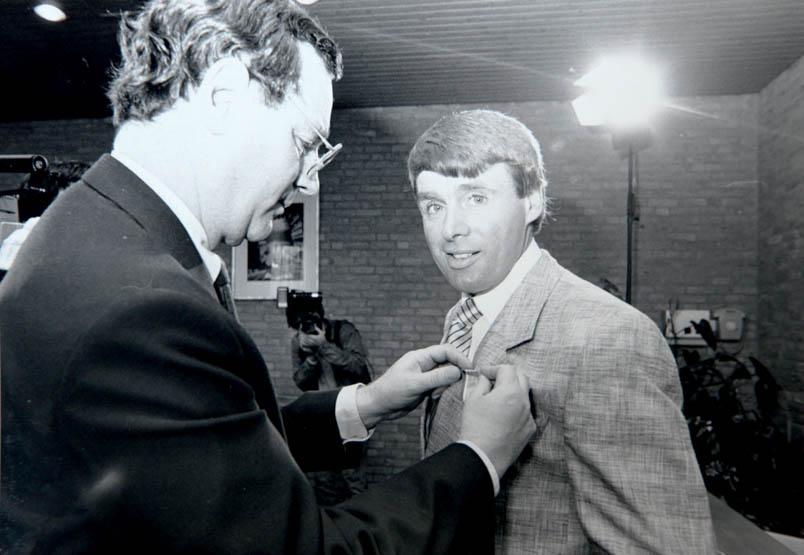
xmin=758 ymin=56 xmax=804 ymax=447
xmin=317 ymin=97 xmax=762 ymax=483
xmin=0 ymin=91 xmax=780 ymax=485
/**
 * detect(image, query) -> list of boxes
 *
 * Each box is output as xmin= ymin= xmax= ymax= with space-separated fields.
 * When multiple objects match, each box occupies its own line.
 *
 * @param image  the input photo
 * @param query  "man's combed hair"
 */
xmin=407 ymin=109 xmax=550 ymax=233
xmin=106 ymin=0 xmax=343 ymax=127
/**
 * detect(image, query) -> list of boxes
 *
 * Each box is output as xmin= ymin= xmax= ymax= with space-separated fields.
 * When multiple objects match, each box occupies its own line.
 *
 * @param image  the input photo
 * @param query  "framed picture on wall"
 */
xmin=231 ymin=194 xmax=319 ymax=300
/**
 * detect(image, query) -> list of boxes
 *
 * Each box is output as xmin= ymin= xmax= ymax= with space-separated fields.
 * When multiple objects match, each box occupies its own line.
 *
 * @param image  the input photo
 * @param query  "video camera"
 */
xmin=0 ymin=155 xmax=90 ymax=222
xmin=284 ymin=289 xmax=325 ymax=334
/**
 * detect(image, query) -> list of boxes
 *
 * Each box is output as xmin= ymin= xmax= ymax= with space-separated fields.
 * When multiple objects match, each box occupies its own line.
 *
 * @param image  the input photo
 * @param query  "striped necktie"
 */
xmin=423 ymin=296 xmax=482 ymax=446
xmin=446 ymin=296 xmax=482 ymax=356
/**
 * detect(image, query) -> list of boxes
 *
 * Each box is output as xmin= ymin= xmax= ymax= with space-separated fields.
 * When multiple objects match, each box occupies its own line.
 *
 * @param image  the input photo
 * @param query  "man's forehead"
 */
xmin=416 ymin=165 xmax=512 ymax=191
xmin=293 ymin=43 xmax=334 ymax=130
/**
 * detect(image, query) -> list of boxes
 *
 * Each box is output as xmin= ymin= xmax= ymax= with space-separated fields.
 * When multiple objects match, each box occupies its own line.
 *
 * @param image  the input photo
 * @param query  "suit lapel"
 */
xmin=474 ymin=249 xmax=564 ymax=369
xmin=421 ymin=250 xmax=561 ymax=456
xmin=80 ymin=154 xmax=213 ymax=291
xmin=424 ymin=250 xmax=565 ymax=455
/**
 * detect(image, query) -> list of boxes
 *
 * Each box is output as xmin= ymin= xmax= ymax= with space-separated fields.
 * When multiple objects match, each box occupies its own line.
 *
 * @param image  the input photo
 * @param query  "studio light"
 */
xmin=571 ymin=55 xmax=663 ymax=305
xmin=572 ymin=56 xmax=662 ymax=130
xmin=34 ymin=1 xmax=67 ymax=22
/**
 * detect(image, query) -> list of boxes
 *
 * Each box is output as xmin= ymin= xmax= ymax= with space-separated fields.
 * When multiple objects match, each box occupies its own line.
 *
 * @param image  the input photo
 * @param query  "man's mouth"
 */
xmin=445 ymin=250 xmax=478 ymax=267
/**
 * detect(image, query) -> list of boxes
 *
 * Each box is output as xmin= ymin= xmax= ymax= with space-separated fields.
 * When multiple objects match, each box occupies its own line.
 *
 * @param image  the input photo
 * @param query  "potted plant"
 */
xmin=674 ymin=319 xmax=802 ymax=536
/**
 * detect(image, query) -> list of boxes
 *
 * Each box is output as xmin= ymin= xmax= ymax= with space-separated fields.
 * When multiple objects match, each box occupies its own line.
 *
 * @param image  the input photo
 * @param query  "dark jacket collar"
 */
xmin=81 ymin=153 xmax=205 ymax=273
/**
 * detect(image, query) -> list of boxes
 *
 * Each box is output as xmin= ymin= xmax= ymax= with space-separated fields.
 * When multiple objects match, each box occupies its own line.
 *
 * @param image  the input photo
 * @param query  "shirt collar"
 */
xmin=110 ymin=149 xmax=221 ymax=281
xmin=469 ymin=240 xmax=541 ymax=327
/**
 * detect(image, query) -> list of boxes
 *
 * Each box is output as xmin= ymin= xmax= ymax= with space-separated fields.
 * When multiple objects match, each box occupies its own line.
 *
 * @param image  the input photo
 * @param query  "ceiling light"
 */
xmin=295 ymin=0 xmax=319 ymax=5
xmin=34 ymin=1 xmax=66 ymax=22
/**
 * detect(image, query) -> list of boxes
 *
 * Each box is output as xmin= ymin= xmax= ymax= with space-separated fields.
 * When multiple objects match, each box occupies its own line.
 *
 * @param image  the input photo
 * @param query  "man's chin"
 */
xmin=245 ymin=219 xmax=275 ymax=244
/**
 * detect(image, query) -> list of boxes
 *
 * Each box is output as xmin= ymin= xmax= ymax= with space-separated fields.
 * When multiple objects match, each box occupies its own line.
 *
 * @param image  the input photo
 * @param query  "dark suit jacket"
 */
xmin=0 ymin=155 xmax=494 ymax=554
xmin=425 ymin=250 xmax=716 ymax=554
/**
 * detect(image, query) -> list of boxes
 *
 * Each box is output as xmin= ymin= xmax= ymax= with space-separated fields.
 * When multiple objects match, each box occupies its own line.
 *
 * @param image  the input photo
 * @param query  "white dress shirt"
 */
xmin=466 ymin=240 xmax=542 ymax=364
xmin=454 ymin=240 xmax=541 ymax=495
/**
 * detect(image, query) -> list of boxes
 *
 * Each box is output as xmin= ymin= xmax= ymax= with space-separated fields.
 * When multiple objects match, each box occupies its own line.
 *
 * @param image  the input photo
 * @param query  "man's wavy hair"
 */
xmin=407 ymin=109 xmax=551 ymax=234
xmin=106 ymin=0 xmax=343 ymax=127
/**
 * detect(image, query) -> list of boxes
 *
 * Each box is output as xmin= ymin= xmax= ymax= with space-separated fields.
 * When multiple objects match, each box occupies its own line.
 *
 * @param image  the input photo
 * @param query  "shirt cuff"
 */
xmin=457 ymin=440 xmax=501 ymax=496
xmin=335 ymin=383 xmax=373 ymax=443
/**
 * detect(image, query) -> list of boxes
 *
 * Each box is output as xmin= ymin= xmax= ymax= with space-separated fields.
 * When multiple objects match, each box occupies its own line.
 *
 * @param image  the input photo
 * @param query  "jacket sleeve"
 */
xmin=56 ymin=289 xmax=494 ymax=554
xmin=563 ymin=311 xmax=717 ymax=554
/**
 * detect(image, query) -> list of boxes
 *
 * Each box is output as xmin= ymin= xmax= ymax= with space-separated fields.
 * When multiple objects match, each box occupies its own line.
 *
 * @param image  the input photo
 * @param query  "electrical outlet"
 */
xmin=664 ymin=309 xmax=714 ymax=346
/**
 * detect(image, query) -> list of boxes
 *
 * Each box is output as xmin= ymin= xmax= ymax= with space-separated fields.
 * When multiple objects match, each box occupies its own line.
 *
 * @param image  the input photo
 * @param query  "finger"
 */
xmin=417 ymin=344 xmax=473 ymax=373
xmin=491 ymin=364 xmax=518 ymax=388
xmin=466 ymin=374 xmax=491 ymax=399
xmin=420 ymin=364 xmax=462 ymax=390
xmin=475 ymin=365 xmax=500 ymax=381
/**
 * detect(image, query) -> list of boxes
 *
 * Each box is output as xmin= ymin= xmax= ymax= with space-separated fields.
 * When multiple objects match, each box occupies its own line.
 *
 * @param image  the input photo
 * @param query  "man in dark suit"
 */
xmin=0 ymin=2 xmax=536 ymax=553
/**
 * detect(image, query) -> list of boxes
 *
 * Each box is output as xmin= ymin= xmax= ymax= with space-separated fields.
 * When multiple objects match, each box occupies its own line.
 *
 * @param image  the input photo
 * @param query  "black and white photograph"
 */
xmin=1 ymin=1 xmax=803 ymax=553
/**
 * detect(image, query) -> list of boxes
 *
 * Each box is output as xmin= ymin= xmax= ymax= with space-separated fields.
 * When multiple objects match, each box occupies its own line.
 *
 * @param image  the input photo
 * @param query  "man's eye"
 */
xmin=468 ymin=194 xmax=487 ymax=205
xmin=421 ymin=202 xmax=442 ymax=216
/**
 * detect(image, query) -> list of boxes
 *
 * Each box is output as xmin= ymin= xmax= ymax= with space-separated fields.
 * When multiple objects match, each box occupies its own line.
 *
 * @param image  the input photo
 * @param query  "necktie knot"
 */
xmin=446 ymin=296 xmax=482 ymax=356
xmin=454 ymin=296 xmax=481 ymax=327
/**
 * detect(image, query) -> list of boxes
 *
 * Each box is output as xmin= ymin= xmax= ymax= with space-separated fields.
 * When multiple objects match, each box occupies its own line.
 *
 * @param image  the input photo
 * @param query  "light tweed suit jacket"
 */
xmin=423 ymin=249 xmax=717 ymax=554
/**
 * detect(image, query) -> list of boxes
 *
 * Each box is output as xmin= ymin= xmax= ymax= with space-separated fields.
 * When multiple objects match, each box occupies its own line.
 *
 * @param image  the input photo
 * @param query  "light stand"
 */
xmin=626 ymin=142 xmax=637 ymax=304
xmin=612 ymin=128 xmax=652 ymax=304
xmin=571 ymin=56 xmax=661 ymax=305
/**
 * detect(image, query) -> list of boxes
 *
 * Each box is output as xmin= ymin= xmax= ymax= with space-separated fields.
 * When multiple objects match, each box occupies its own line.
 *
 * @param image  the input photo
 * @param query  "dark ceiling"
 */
xmin=3 ymin=0 xmax=804 ymax=122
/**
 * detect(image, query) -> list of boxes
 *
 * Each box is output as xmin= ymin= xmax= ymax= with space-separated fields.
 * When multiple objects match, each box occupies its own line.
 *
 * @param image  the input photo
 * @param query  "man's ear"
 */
xmin=524 ymin=187 xmax=544 ymax=225
xmin=195 ymin=57 xmax=251 ymax=133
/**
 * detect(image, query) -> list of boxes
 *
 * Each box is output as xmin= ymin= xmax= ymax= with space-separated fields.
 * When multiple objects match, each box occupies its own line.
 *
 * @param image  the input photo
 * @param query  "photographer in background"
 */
xmin=289 ymin=291 xmax=373 ymax=391
xmin=288 ymin=291 xmax=373 ymax=504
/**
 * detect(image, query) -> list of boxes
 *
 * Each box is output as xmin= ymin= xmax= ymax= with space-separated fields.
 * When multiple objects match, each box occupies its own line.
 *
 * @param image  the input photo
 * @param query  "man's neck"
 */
xmin=112 ymin=121 xmax=222 ymax=280
xmin=115 ymin=115 xmax=227 ymax=249
xmin=114 ymin=114 xmax=206 ymax=222
xmin=470 ymin=241 xmax=541 ymax=328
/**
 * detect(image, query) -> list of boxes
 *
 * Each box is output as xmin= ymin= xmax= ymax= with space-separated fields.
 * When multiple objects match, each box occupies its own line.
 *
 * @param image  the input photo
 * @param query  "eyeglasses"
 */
xmin=289 ymin=96 xmax=343 ymax=178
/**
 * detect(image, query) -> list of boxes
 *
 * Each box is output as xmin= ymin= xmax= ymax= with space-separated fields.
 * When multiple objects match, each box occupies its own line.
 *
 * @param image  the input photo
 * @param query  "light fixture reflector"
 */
xmin=572 ymin=56 xmax=662 ymax=129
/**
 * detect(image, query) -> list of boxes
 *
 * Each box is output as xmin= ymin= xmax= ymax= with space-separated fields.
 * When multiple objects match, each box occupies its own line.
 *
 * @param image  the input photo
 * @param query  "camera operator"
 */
xmin=287 ymin=292 xmax=373 ymax=505
xmin=289 ymin=293 xmax=372 ymax=392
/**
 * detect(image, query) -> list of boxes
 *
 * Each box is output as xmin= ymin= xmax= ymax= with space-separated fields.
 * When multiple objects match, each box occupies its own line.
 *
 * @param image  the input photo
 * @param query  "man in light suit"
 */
xmin=0 ymin=3 xmax=537 ymax=553
xmin=410 ymin=109 xmax=717 ymax=553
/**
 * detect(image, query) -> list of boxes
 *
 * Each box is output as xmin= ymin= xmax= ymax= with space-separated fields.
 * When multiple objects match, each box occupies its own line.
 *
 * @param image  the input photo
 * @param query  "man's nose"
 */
xmin=295 ymin=153 xmax=320 ymax=196
xmin=442 ymin=206 xmax=470 ymax=239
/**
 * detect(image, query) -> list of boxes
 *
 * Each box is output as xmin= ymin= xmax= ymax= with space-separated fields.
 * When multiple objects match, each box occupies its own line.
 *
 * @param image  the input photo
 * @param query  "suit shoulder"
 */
xmin=547 ymin=268 xmax=662 ymax=338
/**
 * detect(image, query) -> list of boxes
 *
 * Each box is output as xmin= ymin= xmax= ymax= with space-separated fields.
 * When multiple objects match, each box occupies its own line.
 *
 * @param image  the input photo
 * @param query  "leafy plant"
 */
xmin=674 ymin=319 xmax=802 ymax=536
